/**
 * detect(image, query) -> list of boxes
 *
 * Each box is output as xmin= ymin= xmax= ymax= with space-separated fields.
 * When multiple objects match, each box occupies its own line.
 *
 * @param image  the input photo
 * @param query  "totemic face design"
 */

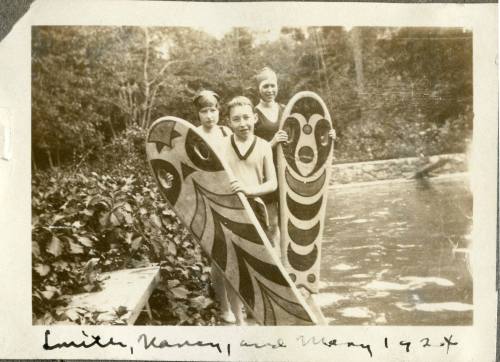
xmin=280 ymin=94 xmax=333 ymax=293
xmin=282 ymin=111 xmax=332 ymax=177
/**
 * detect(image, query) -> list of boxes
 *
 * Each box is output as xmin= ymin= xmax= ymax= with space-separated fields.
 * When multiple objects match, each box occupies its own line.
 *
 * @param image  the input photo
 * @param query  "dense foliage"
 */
xmin=32 ymin=128 xmax=218 ymax=325
xmin=32 ymin=26 xmax=472 ymax=168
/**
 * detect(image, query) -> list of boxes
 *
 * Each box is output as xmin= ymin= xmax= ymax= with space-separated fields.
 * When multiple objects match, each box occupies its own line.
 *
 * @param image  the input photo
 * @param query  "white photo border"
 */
xmin=0 ymin=0 xmax=497 ymax=360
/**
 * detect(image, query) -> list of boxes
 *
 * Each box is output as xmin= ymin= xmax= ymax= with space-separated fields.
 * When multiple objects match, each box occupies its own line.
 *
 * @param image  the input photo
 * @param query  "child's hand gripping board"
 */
xmin=146 ymin=116 xmax=325 ymax=325
xmin=278 ymin=91 xmax=334 ymax=295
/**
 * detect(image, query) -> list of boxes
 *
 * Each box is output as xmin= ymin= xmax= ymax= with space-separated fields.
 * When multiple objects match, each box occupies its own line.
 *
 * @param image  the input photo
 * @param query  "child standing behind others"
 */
xmin=253 ymin=67 xmax=337 ymax=259
xmin=193 ymin=90 xmax=237 ymax=324
xmin=253 ymin=67 xmax=286 ymax=252
xmin=226 ymin=96 xmax=278 ymax=325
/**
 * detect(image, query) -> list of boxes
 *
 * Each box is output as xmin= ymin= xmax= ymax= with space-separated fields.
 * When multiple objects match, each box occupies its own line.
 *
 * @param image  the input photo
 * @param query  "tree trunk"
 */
xmin=32 ymin=148 xmax=38 ymax=171
xmin=314 ymin=29 xmax=334 ymax=109
xmin=146 ymin=84 xmax=160 ymax=129
xmin=56 ymin=147 xmax=61 ymax=167
xmin=349 ymin=28 xmax=365 ymax=94
xmin=141 ymin=27 xmax=150 ymax=129
xmin=46 ymin=149 xmax=54 ymax=169
xmin=108 ymin=118 xmax=116 ymax=138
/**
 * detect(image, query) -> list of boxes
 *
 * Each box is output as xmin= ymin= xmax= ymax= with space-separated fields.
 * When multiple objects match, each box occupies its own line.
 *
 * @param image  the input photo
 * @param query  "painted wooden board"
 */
xmin=146 ymin=116 xmax=324 ymax=325
xmin=66 ymin=266 xmax=160 ymax=325
xmin=278 ymin=91 xmax=334 ymax=294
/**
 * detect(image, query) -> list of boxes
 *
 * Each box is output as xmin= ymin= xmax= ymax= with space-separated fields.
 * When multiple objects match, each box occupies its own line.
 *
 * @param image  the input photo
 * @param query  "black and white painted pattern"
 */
xmin=146 ymin=116 xmax=323 ymax=325
xmin=278 ymin=91 xmax=334 ymax=294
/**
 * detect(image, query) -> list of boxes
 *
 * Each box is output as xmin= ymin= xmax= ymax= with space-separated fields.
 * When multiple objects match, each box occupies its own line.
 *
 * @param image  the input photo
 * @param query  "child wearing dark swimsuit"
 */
xmin=253 ymin=67 xmax=287 ymax=253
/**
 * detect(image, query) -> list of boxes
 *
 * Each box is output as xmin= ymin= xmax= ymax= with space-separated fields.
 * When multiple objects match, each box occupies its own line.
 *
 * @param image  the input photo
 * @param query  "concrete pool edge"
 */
xmin=329 ymin=172 xmax=469 ymax=190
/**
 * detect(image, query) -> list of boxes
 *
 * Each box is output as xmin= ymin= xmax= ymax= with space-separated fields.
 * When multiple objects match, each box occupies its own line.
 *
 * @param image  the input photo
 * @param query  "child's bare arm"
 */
xmin=260 ymin=145 xmax=278 ymax=193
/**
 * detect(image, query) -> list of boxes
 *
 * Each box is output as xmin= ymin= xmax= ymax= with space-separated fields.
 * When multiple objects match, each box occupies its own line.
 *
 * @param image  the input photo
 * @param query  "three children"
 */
xmin=193 ymin=72 xmax=335 ymax=325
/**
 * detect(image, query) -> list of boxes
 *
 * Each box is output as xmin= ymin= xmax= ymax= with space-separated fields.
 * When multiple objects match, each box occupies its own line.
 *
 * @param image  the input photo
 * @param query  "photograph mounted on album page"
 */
xmin=0 ymin=0 xmax=497 ymax=360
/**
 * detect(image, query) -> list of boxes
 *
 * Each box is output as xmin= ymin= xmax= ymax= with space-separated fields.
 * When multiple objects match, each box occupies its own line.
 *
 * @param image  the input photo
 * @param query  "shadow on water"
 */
xmin=320 ymin=175 xmax=473 ymax=325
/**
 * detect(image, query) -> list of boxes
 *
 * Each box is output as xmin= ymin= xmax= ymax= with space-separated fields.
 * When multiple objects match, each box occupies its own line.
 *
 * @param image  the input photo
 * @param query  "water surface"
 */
xmin=320 ymin=175 xmax=472 ymax=325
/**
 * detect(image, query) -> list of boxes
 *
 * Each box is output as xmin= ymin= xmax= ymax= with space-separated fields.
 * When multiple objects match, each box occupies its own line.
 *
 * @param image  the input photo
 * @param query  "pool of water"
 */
xmin=319 ymin=175 xmax=473 ymax=325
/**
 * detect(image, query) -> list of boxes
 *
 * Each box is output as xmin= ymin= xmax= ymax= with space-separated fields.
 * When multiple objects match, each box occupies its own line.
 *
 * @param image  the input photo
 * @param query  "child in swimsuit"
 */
xmin=195 ymin=90 xmax=232 ymax=142
xmin=254 ymin=67 xmax=337 ymax=258
xmin=253 ymin=67 xmax=286 ymax=252
xmin=226 ymin=96 xmax=278 ymax=325
xmin=193 ymin=90 xmax=236 ymax=324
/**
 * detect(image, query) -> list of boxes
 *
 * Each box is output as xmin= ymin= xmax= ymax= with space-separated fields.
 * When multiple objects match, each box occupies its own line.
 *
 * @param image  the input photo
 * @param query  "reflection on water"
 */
xmin=320 ymin=175 xmax=472 ymax=325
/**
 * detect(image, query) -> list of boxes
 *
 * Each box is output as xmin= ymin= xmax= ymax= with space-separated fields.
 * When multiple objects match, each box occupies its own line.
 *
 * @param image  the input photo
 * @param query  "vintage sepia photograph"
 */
xmin=31 ymin=24 xmax=474 ymax=327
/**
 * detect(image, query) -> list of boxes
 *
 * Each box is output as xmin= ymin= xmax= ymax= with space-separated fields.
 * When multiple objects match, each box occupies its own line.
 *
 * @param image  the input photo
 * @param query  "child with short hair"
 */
xmin=192 ymin=90 xmax=236 ymax=324
xmin=227 ymin=96 xmax=277 ymax=198
xmin=225 ymin=96 xmax=279 ymax=325
xmin=194 ymin=90 xmax=232 ymax=141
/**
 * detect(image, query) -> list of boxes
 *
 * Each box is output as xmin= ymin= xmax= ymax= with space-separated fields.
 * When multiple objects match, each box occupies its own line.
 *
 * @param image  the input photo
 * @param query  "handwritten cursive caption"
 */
xmin=42 ymin=330 xmax=458 ymax=358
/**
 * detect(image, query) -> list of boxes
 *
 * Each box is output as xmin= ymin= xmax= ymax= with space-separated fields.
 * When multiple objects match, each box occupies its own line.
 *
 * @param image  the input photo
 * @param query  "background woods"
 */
xmin=31 ymin=26 xmax=472 ymax=325
xmin=32 ymin=26 xmax=472 ymax=168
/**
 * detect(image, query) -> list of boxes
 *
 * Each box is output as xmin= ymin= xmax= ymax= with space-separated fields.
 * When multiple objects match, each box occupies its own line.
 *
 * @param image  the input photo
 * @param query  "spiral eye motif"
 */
xmin=193 ymin=142 xmax=210 ymax=161
xmin=283 ymin=117 xmax=300 ymax=146
xmin=315 ymin=118 xmax=331 ymax=147
xmin=157 ymin=169 xmax=174 ymax=190
xmin=308 ymin=118 xmax=332 ymax=175
xmin=150 ymin=159 xmax=181 ymax=205
xmin=185 ymin=129 xmax=224 ymax=172
xmin=281 ymin=117 xmax=301 ymax=171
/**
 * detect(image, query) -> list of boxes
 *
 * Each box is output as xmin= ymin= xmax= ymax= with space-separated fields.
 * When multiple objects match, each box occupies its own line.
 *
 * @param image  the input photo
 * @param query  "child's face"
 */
xmin=259 ymin=80 xmax=278 ymax=103
xmin=229 ymin=104 xmax=256 ymax=140
xmin=198 ymin=106 xmax=219 ymax=129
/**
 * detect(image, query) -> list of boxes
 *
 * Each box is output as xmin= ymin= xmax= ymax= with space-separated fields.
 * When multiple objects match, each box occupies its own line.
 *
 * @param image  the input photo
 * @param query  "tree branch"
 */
xmin=149 ymin=60 xmax=183 ymax=86
xmin=141 ymin=27 xmax=151 ymax=129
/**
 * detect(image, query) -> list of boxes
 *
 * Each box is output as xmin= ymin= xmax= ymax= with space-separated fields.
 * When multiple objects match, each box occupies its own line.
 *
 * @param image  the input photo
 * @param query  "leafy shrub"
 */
xmin=32 ymin=138 xmax=217 ymax=324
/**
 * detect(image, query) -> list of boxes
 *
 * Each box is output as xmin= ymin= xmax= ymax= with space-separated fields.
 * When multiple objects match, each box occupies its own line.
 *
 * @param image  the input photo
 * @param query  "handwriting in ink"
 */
xmin=420 ymin=338 xmax=431 ymax=347
xmin=137 ymin=334 xmax=228 ymax=355
xmin=420 ymin=335 xmax=458 ymax=354
xmin=240 ymin=338 xmax=287 ymax=349
xmin=297 ymin=335 xmax=373 ymax=357
xmin=442 ymin=335 xmax=458 ymax=353
xmin=43 ymin=330 xmax=127 ymax=350
xmin=400 ymin=340 xmax=411 ymax=352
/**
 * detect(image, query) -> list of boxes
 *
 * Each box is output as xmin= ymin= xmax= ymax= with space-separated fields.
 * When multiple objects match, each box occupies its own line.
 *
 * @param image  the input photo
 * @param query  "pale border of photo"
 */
xmin=0 ymin=1 xmax=497 ymax=360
